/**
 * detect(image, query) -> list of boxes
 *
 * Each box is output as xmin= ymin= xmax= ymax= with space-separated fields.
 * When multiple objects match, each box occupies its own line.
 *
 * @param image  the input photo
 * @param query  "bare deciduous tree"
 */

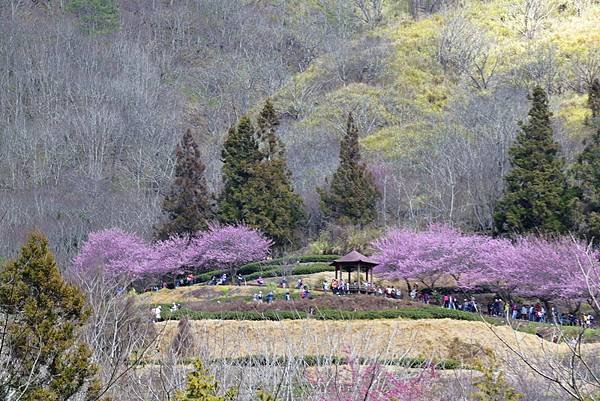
xmin=438 ymin=15 xmax=501 ymax=90
xmin=507 ymin=0 xmax=558 ymax=40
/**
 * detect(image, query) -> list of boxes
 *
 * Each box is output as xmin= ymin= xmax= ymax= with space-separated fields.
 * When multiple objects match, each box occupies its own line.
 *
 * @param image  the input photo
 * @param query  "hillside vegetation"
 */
xmin=273 ymin=0 xmax=600 ymax=230
xmin=1 ymin=0 xmax=599 ymax=259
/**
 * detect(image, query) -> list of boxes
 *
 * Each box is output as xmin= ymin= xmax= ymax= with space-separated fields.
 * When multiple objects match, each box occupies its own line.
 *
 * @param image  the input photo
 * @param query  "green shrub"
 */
xmin=195 ymin=270 xmax=223 ymax=283
xmin=238 ymin=255 xmax=338 ymax=274
xmin=161 ymin=306 xmax=479 ymax=322
xmin=193 ymin=256 xmax=338 ymax=282
xmin=242 ymin=263 xmax=334 ymax=281
xmin=175 ymin=359 xmax=236 ymax=401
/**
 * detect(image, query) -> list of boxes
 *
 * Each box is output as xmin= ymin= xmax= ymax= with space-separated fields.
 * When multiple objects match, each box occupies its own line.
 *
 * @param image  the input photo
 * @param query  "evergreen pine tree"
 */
xmin=217 ymin=117 xmax=261 ymax=224
xmin=156 ymin=129 xmax=213 ymax=240
xmin=572 ymin=79 xmax=600 ymax=243
xmin=256 ymin=99 xmax=284 ymax=160
xmin=242 ymin=100 xmax=305 ymax=247
xmin=0 ymin=232 xmax=100 ymax=401
xmin=494 ymin=87 xmax=572 ymax=236
xmin=318 ymin=113 xmax=380 ymax=227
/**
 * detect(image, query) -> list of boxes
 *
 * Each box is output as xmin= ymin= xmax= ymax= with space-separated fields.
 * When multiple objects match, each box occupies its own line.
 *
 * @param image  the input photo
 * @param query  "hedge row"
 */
xmin=195 ymin=262 xmax=335 ymax=283
xmin=242 ymin=263 xmax=334 ymax=281
xmin=237 ymin=255 xmax=338 ymax=274
xmin=161 ymin=306 xmax=479 ymax=322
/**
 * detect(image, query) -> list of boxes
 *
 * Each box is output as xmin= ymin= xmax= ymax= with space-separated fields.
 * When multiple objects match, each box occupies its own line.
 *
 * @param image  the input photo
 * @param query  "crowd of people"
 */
xmin=147 ymin=272 xmax=597 ymax=328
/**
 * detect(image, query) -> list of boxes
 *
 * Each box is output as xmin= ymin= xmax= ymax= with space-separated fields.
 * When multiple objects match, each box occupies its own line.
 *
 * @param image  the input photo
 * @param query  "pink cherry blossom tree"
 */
xmin=372 ymin=224 xmax=487 ymax=290
xmin=488 ymin=237 xmax=598 ymax=311
xmin=459 ymin=236 xmax=519 ymax=296
xmin=143 ymin=235 xmax=193 ymax=276
xmin=73 ymin=223 xmax=272 ymax=279
xmin=72 ymin=228 xmax=151 ymax=278
xmin=372 ymin=225 xmax=600 ymax=309
xmin=186 ymin=223 xmax=272 ymax=274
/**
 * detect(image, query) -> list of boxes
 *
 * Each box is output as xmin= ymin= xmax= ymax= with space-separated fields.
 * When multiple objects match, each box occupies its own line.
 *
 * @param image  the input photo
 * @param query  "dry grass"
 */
xmin=154 ymin=318 xmax=596 ymax=364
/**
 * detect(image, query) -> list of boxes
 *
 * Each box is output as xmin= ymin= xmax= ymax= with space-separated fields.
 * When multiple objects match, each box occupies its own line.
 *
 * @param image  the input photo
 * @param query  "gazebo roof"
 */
xmin=329 ymin=250 xmax=379 ymax=267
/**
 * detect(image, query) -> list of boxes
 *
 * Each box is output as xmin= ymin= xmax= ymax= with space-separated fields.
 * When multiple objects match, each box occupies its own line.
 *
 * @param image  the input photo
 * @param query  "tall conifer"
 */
xmin=494 ymin=87 xmax=572 ymax=235
xmin=318 ymin=113 xmax=380 ymax=227
xmin=217 ymin=117 xmax=261 ymax=224
xmin=572 ymin=79 xmax=600 ymax=242
xmin=243 ymin=100 xmax=305 ymax=247
xmin=0 ymin=232 xmax=100 ymax=400
xmin=218 ymin=102 xmax=305 ymax=247
xmin=156 ymin=129 xmax=213 ymax=240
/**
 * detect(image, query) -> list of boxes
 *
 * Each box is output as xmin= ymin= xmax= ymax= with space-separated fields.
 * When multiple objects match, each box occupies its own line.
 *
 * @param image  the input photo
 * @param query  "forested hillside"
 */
xmin=1 ymin=0 xmax=599 ymax=261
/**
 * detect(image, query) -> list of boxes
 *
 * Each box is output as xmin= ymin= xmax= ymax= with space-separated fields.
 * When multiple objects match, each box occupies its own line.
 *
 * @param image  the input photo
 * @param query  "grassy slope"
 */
xmin=154 ymin=318 xmax=600 ymax=364
xmin=273 ymin=0 xmax=600 ymax=156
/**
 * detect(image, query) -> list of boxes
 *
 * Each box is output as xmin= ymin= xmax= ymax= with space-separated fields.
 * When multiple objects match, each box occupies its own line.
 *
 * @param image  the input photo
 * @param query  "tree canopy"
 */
xmin=494 ymin=87 xmax=572 ymax=236
xmin=318 ymin=113 xmax=380 ymax=227
xmin=156 ymin=129 xmax=214 ymax=240
xmin=572 ymin=79 xmax=600 ymax=243
xmin=218 ymin=118 xmax=262 ymax=224
xmin=218 ymin=102 xmax=305 ymax=247
xmin=0 ymin=232 xmax=100 ymax=401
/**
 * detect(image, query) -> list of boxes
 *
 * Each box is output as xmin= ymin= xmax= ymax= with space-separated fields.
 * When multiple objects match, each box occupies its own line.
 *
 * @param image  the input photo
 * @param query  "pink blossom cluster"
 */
xmin=372 ymin=225 xmax=599 ymax=303
xmin=186 ymin=223 xmax=274 ymax=269
xmin=72 ymin=228 xmax=151 ymax=277
xmin=372 ymin=225 xmax=487 ymax=289
xmin=72 ymin=224 xmax=272 ymax=278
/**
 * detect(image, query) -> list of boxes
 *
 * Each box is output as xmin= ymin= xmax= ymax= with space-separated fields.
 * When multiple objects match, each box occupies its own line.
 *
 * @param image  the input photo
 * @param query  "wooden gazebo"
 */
xmin=330 ymin=250 xmax=379 ymax=285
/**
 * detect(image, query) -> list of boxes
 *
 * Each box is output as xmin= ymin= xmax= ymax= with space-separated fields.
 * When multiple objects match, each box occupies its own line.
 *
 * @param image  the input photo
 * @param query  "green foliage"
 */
xmin=572 ymin=79 xmax=600 ymax=243
xmin=241 ymin=263 xmax=334 ymax=281
xmin=472 ymin=353 xmax=522 ymax=401
xmin=194 ymin=255 xmax=339 ymax=282
xmin=239 ymin=254 xmax=339 ymax=272
xmin=0 ymin=232 xmax=100 ymax=401
xmin=218 ymin=117 xmax=261 ymax=224
xmin=176 ymin=359 xmax=236 ymax=401
xmin=156 ymin=129 xmax=214 ymax=240
xmin=66 ymin=0 xmax=119 ymax=34
xmin=318 ymin=113 xmax=380 ymax=227
xmin=238 ymin=100 xmax=306 ymax=247
xmin=590 ymin=79 xmax=600 ymax=123
xmin=162 ymin=305 xmax=480 ymax=322
xmin=256 ymin=390 xmax=278 ymax=401
xmin=494 ymin=87 xmax=573 ymax=236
